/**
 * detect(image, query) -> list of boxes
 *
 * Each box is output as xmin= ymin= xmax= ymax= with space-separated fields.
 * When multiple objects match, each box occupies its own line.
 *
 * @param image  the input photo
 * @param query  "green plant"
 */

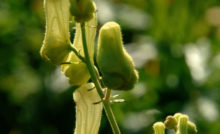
xmin=40 ymin=0 xmax=138 ymax=134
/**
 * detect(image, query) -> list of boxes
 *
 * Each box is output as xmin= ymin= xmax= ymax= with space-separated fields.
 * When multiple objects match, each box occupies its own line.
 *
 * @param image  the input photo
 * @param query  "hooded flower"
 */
xmin=40 ymin=0 xmax=97 ymax=85
xmin=96 ymin=22 xmax=138 ymax=90
xmin=40 ymin=0 xmax=71 ymax=65
xmin=62 ymin=4 xmax=97 ymax=86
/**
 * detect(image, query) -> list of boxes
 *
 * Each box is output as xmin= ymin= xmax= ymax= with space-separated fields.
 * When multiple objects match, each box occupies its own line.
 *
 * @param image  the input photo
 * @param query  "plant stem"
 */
xmin=105 ymin=89 xmax=112 ymax=101
xmin=80 ymin=22 xmax=121 ymax=134
xmin=68 ymin=45 xmax=85 ymax=62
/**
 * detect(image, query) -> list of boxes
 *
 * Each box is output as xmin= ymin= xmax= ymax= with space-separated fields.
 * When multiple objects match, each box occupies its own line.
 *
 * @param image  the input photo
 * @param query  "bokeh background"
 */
xmin=1 ymin=0 xmax=220 ymax=134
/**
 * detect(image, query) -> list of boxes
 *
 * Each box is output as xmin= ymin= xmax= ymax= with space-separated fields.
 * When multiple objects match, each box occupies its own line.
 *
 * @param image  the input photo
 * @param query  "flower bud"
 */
xmin=174 ymin=113 xmax=183 ymax=122
xmin=153 ymin=122 xmax=165 ymax=134
xmin=70 ymin=0 xmax=95 ymax=22
xmin=177 ymin=115 xmax=188 ymax=134
xmin=187 ymin=121 xmax=197 ymax=134
xmin=96 ymin=22 xmax=138 ymax=90
xmin=40 ymin=0 xmax=71 ymax=65
xmin=164 ymin=115 xmax=178 ymax=131
xmin=174 ymin=113 xmax=197 ymax=134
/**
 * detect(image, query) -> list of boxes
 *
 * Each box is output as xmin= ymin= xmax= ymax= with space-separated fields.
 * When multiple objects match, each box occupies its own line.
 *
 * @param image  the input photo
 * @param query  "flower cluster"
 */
xmin=153 ymin=113 xmax=197 ymax=134
xmin=40 ymin=0 xmax=138 ymax=90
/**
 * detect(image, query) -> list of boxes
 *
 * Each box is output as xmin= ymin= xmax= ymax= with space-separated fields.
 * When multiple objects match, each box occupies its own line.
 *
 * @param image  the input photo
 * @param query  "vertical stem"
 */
xmin=105 ymin=89 xmax=112 ymax=101
xmin=80 ymin=22 xmax=121 ymax=134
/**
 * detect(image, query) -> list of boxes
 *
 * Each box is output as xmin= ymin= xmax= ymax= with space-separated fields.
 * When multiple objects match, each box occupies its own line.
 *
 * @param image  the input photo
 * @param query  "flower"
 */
xmin=153 ymin=122 xmax=165 ymax=134
xmin=40 ymin=0 xmax=71 ymax=65
xmin=96 ymin=22 xmax=138 ymax=90
xmin=41 ymin=0 xmax=97 ymax=86
xmin=62 ymin=4 xmax=97 ymax=86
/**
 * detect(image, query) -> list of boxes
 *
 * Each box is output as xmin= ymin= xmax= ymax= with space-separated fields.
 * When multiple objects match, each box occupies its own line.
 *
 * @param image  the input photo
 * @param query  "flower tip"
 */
xmin=153 ymin=122 xmax=165 ymax=134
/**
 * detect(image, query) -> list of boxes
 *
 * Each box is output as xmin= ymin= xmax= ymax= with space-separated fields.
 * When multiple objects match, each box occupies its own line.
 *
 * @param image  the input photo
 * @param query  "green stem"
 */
xmin=105 ymin=89 xmax=112 ymax=101
xmin=80 ymin=22 xmax=121 ymax=134
xmin=69 ymin=45 xmax=85 ymax=62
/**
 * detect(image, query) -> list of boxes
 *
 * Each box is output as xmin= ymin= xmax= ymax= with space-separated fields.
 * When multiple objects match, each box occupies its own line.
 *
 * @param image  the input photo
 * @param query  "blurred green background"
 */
xmin=1 ymin=0 xmax=220 ymax=134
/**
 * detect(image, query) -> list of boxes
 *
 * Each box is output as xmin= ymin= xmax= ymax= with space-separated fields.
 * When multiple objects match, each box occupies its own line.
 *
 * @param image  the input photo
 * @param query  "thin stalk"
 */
xmin=68 ymin=45 xmax=85 ymax=62
xmin=80 ymin=22 xmax=121 ymax=134
xmin=105 ymin=89 xmax=112 ymax=101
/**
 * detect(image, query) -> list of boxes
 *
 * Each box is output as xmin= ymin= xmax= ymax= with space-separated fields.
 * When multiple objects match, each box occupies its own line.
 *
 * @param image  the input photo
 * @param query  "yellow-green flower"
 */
xmin=62 ymin=7 xmax=97 ymax=86
xmin=164 ymin=115 xmax=178 ymax=131
xmin=153 ymin=122 xmax=165 ymax=134
xmin=73 ymin=83 xmax=103 ymax=134
xmin=40 ymin=0 xmax=71 ymax=65
xmin=41 ymin=0 xmax=97 ymax=86
xmin=96 ymin=22 xmax=138 ymax=90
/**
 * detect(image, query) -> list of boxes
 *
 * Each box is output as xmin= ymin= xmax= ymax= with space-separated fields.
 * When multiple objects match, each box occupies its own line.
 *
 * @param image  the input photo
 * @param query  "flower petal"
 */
xmin=62 ymin=62 xmax=89 ymax=85
xmin=73 ymin=83 xmax=103 ymax=134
